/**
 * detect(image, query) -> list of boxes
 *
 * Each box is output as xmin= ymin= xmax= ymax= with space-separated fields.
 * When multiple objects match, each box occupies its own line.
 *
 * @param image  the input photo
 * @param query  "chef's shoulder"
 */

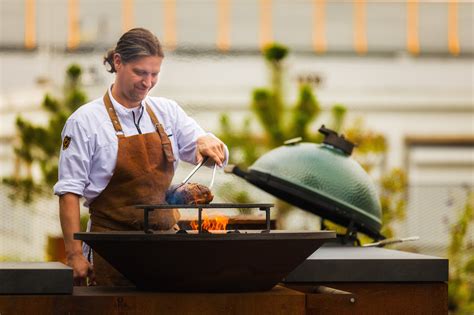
xmin=146 ymin=96 xmax=186 ymax=124
xmin=146 ymin=96 xmax=181 ymax=114
xmin=63 ymin=97 xmax=110 ymax=140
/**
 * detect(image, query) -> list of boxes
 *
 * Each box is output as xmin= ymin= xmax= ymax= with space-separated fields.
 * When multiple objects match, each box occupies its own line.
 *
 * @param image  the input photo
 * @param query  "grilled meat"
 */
xmin=166 ymin=183 xmax=214 ymax=205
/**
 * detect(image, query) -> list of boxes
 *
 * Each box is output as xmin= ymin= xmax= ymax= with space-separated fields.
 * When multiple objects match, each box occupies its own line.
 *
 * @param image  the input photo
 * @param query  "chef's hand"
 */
xmin=67 ymin=252 xmax=96 ymax=286
xmin=196 ymin=135 xmax=226 ymax=167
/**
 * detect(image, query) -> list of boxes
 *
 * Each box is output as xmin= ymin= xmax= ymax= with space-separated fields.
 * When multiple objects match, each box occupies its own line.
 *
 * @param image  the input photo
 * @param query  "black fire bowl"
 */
xmin=75 ymin=230 xmax=335 ymax=292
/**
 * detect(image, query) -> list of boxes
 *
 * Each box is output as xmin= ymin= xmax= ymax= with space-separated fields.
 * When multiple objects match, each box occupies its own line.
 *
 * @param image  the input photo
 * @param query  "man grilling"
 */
xmin=54 ymin=28 xmax=228 ymax=286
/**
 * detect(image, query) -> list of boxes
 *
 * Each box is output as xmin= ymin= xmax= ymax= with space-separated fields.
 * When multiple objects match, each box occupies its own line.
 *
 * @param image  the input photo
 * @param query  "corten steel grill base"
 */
xmin=0 ymin=285 xmax=306 ymax=315
xmin=284 ymin=283 xmax=447 ymax=315
xmin=0 ymin=283 xmax=447 ymax=315
xmin=75 ymin=230 xmax=335 ymax=292
xmin=283 ymin=246 xmax=449 ymax=314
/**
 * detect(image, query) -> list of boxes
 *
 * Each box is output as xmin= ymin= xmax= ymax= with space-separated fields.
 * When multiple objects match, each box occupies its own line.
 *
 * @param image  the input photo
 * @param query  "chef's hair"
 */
xmin=104 ymin=28 xmax=164 ymax=73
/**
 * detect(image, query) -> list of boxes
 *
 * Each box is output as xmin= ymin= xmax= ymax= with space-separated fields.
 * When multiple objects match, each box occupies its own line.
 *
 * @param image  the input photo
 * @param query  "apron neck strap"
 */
xmin=103 ymin=91 xmax=124 ymax=136
xmin=146 ymin=103 xmax=176 ymax=163
xmin=102 ymin=92 xmax=175 ymax=163
xmin=145 ymin=104 xmax=161 ymax=128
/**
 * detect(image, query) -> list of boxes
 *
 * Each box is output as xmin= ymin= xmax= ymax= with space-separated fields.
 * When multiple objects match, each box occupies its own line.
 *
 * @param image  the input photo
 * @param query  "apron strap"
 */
xmin=146 ymin=103 xmax=176 ymax=163
xmin=103 ymin=92 xmax=125 ymax=137
xmin=102 ymin=90 xmax=175 ymax=163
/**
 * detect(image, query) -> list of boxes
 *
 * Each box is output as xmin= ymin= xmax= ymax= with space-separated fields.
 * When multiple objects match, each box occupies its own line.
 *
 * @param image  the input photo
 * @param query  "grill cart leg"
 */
xmin=260 ymin=207 xmax=271 ymax=233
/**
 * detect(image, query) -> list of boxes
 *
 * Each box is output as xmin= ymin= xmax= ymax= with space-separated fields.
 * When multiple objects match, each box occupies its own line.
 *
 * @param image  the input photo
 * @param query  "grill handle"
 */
xmin=224 ymin=164 xmax=250 ymax=179
xmin=362 ymin=236 xmax=419 ymax=247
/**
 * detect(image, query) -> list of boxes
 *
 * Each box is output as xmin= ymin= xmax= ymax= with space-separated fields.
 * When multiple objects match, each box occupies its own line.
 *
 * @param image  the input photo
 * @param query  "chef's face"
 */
xmin=113 ymin=54 xmax=163 ymax=106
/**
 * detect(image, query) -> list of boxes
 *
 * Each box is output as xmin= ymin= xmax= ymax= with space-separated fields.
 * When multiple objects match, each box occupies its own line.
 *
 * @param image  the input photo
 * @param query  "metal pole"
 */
xmin=260 ymin=207 xmax=271 ymax=232
xmin=198 ymin=207 xmax=203 ymax=233
xmin=144 ymin=208 xmax=150 ymax=233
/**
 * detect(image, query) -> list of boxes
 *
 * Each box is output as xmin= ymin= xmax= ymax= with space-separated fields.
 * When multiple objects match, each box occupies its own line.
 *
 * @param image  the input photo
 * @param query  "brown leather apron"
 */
xmin=88 ymin=92 xmax=179 ymax=286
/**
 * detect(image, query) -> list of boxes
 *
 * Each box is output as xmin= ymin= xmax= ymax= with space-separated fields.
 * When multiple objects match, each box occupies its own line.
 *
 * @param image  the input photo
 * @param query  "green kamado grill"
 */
xmin=227 ymin=125 xmax=384 ymax=241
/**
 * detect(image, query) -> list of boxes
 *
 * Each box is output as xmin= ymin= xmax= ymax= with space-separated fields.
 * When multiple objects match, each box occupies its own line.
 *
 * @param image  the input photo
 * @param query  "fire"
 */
xmin=190 ymin=212 xmax=229 ymax=231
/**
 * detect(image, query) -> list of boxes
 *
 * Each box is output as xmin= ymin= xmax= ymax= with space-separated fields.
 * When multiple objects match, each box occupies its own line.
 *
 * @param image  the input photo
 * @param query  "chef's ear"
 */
xmin=113 ymin=53 xmax=122 ymax=70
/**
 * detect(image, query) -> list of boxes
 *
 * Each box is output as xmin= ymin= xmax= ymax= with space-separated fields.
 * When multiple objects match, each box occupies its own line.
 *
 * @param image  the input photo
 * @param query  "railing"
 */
xmin=1 ymin=0 xmax=470 ymax=56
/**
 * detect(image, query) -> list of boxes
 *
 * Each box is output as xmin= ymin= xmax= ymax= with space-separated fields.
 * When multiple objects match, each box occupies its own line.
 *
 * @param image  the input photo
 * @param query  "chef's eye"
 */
xmin=134 ymin=69 xmax=147 ymax=76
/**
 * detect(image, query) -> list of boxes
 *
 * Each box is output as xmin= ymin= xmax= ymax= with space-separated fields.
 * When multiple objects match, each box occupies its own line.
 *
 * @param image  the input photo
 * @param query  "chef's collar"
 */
xmin=107 ymin=85 xmax=146 ymax=115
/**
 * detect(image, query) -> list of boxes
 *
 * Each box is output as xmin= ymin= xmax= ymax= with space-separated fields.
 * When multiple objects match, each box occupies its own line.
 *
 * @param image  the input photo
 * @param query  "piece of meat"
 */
xmin=166 ymin=183 xmax=214 ymax=205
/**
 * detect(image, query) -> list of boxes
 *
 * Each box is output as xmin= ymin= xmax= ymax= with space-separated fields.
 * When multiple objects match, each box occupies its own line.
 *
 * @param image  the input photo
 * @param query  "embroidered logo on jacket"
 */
xmin=62 ymin=136 xmax=72 ymax=150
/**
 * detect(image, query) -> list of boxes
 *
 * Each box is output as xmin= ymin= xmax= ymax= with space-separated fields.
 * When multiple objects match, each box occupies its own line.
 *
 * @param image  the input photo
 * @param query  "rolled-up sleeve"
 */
xmin=53 ymin=119 xmax=92 ymax=197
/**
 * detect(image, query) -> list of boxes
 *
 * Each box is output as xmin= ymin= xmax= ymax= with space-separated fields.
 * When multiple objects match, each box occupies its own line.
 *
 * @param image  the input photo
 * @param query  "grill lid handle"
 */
xmin=318 ymin=125 xmax=355 ymax=156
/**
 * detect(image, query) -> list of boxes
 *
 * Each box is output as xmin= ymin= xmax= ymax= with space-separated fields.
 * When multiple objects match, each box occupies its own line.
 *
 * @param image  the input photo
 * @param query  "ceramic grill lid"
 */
xmin=227 ymin=126 xmax=383 ymax=240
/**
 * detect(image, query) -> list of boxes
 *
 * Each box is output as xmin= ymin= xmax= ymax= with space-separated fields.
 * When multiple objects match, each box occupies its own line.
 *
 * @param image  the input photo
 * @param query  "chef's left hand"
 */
xmin=196 ymin=135 xmax=226 ymax=167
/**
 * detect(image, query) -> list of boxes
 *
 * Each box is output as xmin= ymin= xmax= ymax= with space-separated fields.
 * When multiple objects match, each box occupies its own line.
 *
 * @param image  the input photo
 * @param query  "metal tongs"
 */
xmin=170 ymin=156 xmax=217 ymax=193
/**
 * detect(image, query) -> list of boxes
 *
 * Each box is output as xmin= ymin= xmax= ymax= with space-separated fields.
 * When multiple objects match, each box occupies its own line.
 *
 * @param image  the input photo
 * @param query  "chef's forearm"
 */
xmin=59 ymin=193 xmax=83 ymax=257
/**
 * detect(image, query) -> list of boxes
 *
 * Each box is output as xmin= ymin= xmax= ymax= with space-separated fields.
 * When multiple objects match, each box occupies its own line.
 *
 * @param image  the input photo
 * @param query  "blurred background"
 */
xmin=0 ymin=0 xmax=472 ymax=305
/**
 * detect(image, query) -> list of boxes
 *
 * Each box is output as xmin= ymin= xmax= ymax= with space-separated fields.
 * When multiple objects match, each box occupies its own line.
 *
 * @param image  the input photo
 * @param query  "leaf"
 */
xmin=251 ymin=88 xmax=284 ymax=146
xmin=42 ymin=94 xmax=60 ymax=113
xmin=288 ymin=84 xmax=320 ymax=140
xmin=464 ymin=257 xmax=474 ymax=274
xmin=330 ymin=104 xmax=347 ymax=132
xmin=67 ymin=64 xmax=82 ymax=80
xmin=262 ymin=43 xmax=289 ymax=63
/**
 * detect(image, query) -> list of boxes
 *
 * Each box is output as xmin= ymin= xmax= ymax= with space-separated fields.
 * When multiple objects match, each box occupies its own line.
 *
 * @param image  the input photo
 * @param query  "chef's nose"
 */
xmin=142 ymin=76 xmax=152 ymax=88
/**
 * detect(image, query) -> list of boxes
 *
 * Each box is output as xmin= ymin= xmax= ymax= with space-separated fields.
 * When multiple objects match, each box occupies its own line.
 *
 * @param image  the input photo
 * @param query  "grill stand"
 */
xmin=136 ymin=203 xmax=274 ymax=234
xmin=321 ymin=219 xmax=361 ymax=246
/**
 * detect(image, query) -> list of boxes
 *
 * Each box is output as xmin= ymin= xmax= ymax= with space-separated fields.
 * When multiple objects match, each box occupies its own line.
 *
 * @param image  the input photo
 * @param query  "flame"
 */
xmin=190 ymin=212 xmax=229 ymax=231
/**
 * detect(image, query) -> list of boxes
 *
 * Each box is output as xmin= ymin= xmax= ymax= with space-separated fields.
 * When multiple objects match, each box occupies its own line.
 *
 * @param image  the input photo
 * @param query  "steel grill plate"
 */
xmin=75 ymin=230 xmax=335 ymax=292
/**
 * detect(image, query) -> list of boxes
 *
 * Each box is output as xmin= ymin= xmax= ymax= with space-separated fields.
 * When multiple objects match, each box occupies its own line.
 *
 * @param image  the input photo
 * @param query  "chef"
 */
xmin=53 ymin=28 xmax=228 ymax=286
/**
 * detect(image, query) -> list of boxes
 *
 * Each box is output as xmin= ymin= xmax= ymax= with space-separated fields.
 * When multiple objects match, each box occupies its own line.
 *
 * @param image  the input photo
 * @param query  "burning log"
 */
xmin=190 ymin=213 xmax=229 ymax=232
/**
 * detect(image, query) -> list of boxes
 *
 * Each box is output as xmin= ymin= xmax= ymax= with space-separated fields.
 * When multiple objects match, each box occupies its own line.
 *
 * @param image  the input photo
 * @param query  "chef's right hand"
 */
xmin=67 ymin=253 xmax=95 ymax=286
xmin=196 ymin=134 xmax=226 ymax=167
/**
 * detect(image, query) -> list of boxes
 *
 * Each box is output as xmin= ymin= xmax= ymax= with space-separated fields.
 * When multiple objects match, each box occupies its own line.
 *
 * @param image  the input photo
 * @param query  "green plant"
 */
xmin=378 ymin=168 xmax=407 ymax=238
xmin=344 ymin=119 xmax=406 ymax=239
xmin=218 ymin=43 xmax=407 ymax=236
xmin=218 ymin=43 xmax=344 ymax=221
xmin=2 ymin=64 xmax=87 ymax=202
xmin=219 ymin=43 xmax=344 ymax=167
xmin=448 ymin=190 xmax=474 ymax=314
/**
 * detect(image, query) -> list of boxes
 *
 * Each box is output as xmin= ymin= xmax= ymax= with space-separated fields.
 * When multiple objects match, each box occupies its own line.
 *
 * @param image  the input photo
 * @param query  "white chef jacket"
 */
xmin=53 ymin=88 xmax=228 ymax=207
